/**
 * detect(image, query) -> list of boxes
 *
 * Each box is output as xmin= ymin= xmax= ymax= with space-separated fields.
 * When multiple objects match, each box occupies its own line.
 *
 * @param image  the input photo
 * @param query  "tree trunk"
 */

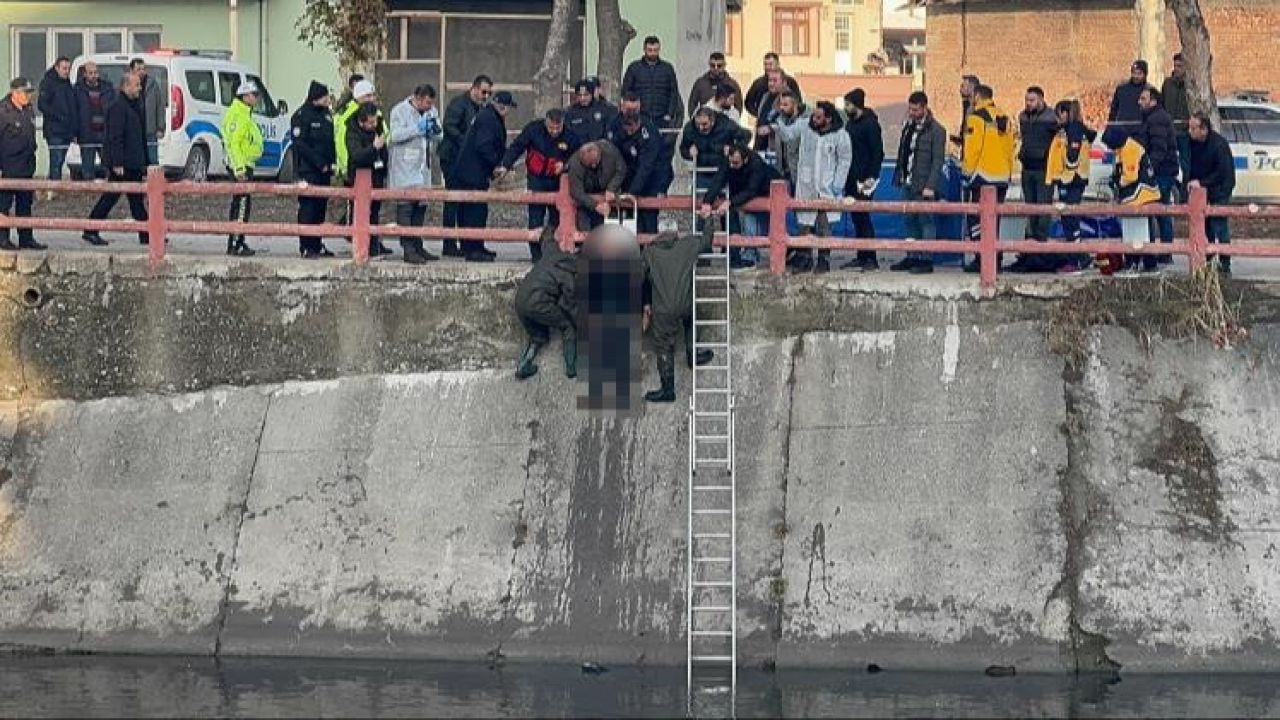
xmin=594 ymin=0 xmax=636 ymax=99
xmin=1165 ymin=0 xmax=1219 ymax=124
xmin=533 ymin=0 xmax=577 ymax=116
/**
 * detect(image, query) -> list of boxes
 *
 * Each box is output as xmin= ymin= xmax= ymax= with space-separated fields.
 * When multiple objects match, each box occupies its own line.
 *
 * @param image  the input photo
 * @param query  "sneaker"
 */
xmin=789 ymin=253 xmax=814 ymax=273
xmin=404 ymin=250 xmax=428 ymax=265
xmin=814 ymin=256 xmax=830 ymax=275
xmin=442 ymin=243 xmax=465 ymax=258
xmin=907 ymin=262 xmax=934 ymax=275
xmin=371 ymin=242 xmax=395 ymax=257
xmin=841 ymin=257 xmax=878 ymax=272
xmin=962 ymin=259 xmax=981 ymax=274
xmin=82 ymin=232 xmax=108 ymax=247
xmin=17 ymin=238 xmax=47 ymax=251
xmin=227 ymin=243 xmax=256 ymax=257
xmin=465 ymin=251 xmax=495 ymax=263
xmin=729 ymin=256 xmax=756 ymax=270
xmin=889 ymin=258 xmax=918 ymax=272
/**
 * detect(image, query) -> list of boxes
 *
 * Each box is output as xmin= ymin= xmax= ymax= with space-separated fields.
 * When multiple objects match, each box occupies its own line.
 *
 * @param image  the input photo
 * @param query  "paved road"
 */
xmin=13 ymin=229 xmax=1280 ymax=283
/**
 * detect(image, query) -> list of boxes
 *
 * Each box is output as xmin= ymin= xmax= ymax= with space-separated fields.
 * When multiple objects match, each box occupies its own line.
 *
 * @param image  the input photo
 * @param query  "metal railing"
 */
xmin=2 ymin=167 xmax=1279 ymax=293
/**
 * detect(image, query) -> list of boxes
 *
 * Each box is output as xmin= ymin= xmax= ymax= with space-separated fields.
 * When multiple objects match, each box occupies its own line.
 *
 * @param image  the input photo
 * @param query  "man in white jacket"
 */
xmin=775 ymin=100 xmax=851 ymax=274
xmin=389 ymin=84 xmax=442 ymax=264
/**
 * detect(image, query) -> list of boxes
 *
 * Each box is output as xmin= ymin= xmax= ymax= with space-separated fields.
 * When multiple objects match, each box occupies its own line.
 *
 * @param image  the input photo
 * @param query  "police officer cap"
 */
xmin=236 ymin=80 xmax=260 ymax=97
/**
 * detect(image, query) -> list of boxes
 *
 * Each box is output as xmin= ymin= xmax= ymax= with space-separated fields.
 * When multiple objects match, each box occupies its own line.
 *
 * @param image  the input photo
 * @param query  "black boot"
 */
xmin=562 ymin=330 xmax=578 ymax=378
xmin=515 ymin=341 xmax=543 ymax=380
xmin=645 ymin=353 xmax=676 ymax=403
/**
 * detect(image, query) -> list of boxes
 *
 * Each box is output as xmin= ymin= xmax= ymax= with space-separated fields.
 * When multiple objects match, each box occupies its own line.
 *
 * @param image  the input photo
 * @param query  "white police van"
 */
xmin=1087 ymin=95 xmax=1280 ymax=203
xmin=67 ymin=49 xmax=294 ymax=181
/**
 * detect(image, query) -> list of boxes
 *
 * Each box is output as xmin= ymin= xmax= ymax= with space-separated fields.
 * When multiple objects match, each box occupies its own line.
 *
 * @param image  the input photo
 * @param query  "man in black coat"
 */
xmin=622 ymin=36 xmax=682 ymax=131
xmin=701 ymin=143 xmax=779 ymax=269
xmin=1107 ymin=60 xmax=1149 ymax=141
xmin=453 ymin=91 xmax=515 ymax=263
xmin=292 ymin=80 xmax=337 ymax=258
xmin=83 ymin=73 xmax=150 ymax=246
xmin=608 ymin=94 xmax=672 ymax=235
xmin=744 ymin=53 xmax=802 ymax=123
xmin=345 ymin=102 xmax=393 ymax=257
xmin=841 ymin=88 xmax=885 ymax=271
xmin=1187 ymin=112 xmax=1237 ymax=275
xmin=565 ymin=78 xmax=617 ymax=143
xmin=0 ymin=77 xmax=44 ymax=250
xmin=74 ymin=62 xmax=115 ymax=180
xmin=687 ymin=51 xmax=743 ymax=118
xmin=1135 ymin=85 xmax=1180 ymax=269
xmin=440 ymin=75 xmax=491 ymax=257
xmin=1017 ymin=86 xmax=1058 ymax=243
xmin=37 ymin=57 xmax=77 ymax=180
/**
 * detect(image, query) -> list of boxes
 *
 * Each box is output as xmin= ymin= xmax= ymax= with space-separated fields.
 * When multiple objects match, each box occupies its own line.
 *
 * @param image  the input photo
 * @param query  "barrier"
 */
xmin=1 ymin=167 xmax=1279 ymax=293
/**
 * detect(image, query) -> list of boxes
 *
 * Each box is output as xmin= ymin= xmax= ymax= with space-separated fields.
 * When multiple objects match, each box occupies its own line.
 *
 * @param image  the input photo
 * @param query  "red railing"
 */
xmin=2 ymin=167 xmax=1279 ymax=293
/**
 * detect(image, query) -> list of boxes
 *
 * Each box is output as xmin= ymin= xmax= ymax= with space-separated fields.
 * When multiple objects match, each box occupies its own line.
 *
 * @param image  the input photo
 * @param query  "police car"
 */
xmin=67 ymin=49 xmax=294 ymax=181
xmin=1086 ymin=95 xmax=1280 ymax=203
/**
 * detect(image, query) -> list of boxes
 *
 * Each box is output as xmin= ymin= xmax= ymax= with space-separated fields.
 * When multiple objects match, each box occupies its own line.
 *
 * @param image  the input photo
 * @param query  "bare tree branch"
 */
xmin=534 ymin=0 xmax=577 ymax=116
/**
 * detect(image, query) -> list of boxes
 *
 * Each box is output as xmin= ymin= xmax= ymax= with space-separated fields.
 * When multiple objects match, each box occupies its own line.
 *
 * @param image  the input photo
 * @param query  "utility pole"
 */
xmin=229 ymin=0 xmax=240 ymax=60
xmin=1135 ymin=0 xmax=1167 ymax=79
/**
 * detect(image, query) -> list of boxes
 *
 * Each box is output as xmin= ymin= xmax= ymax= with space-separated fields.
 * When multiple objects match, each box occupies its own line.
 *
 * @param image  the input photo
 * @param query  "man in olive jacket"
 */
xmin=566 ymin=141 xmax=626 ymax=231
xmin=515 ymin=229 xmax=579 ymax=380
xmin=641 ymin=230 xmax=715 ymax=403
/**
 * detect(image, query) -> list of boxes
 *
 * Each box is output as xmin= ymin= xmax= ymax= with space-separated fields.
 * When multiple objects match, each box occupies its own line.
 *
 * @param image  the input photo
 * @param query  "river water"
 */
xmin=2 ymin=656 xmax=1279 ymax=718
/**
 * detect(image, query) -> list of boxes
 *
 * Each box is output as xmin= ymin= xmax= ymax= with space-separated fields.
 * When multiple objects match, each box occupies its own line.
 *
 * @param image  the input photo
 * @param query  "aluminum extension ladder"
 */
xmin=686 ymin=164 xmax=736 ymax=719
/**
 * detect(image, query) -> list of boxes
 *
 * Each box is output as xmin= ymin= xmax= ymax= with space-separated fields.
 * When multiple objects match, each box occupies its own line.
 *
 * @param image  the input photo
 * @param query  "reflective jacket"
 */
xmin=221 ymin=98 xmax=263 ymax=175
xmin=962 ymin=98 xmax=1015 ymax=185
xmin=1113 ymin=137 xmax=1161 ymax=206
xmin=1046 ymin=121 xmax=1095 ymax=187
xmin=334 ymin=101 xmax=385 ymax=178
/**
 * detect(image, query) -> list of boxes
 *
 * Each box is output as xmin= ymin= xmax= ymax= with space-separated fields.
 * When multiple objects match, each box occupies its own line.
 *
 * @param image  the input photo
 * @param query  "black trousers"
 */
xmin=457 ymin=199 xmax=489 ymax=254
xmin=88 ymin=169 xmax=149 ymax=243
xmin=849 ymin=186 xmax=876 ymax=263
xmin=229 ymin=168 xmax=254 ymax=247
xmin=0 ymin=187 xmax=35 ymax=244
xmin=297 ymin=171 xmax=330 ymax=253
xmin=397 ymin=201 xmax=427 ymax=252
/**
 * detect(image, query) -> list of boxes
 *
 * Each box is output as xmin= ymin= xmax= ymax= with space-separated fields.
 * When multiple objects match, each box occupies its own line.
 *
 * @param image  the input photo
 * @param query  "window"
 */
xmin=773 ymin=6 xmax=817 ymax=57
xmin=187 ymin=70 xmax=216 ymax=104
xmin=55 ymin=31 xmax=84 ymax=61
xmin=1238 ymin=107 xmax=1280 ymax=146
xmin=835 ymin=16 xmax=851 ymax=52
xmin=93 ymin=31 xmax=122 ymax=54
xmin=247 ymin=74 xmax=278 ymax=118
xmin=726 ymin=13 xmax=743 ymax=57
xmin=218 ymin=71 xmax=242 ymax=108
xmin=15 ymin=31 xmax=47 ymax=85
xmin=131 ymin=31 xmax=161 ymax=53
xmin=11 ymin=25 xmax=160 ymax=83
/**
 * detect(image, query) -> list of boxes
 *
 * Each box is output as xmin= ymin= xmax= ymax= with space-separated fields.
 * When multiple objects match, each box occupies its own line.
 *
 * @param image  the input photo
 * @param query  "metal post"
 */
xmin=145 ymin=166 xmax=167 ymax=268
xmin=1187 ymin=184 xmax=1209 ymax=273
xmin=352 ymin=169 xmax=372 ymax=265
xmin=767 ymin=180 xmax=789 ymax=275
xmin=978 ymin=185 xmax=999 ymax=293
xmin=555 ymin=173 xmax=576 ymax=251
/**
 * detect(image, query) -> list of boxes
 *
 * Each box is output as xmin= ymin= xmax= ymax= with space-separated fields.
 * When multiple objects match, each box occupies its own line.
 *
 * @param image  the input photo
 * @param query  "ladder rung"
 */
xmin=695 ymin=297 xmax=729 ymax=303
xmin=693 ymin=508 xmax=731 ymax=515
xmin=695 ymin=411 xmax=730 ymax=417
xmin=695 ymin=435 xmax=730 ymax=441
xmin=691 ymin=581 xmax=734 ymax=587
xmin=693 ymin=485 xmax=733 ymax=491
xmin=691 ymin=655 xmax=734 ymax=662
xmin=696 ymin=320 xmax=729 ymax=327
xmin=694 ymin=388 xmax=729 ymax=394
xmin=695 ymin=459 xmax=732 ymax=466
xmin=691 ymin=630 xmax=733 ymax=636
xmin=694 ymin=532 xmax=731 ymax=539
xmin=694 ymin=557 xmax=733 ymax=563
xmin=692 ymin=605 xmax=732 ymax=612
xmin=696 ymin=342 xmax=728 ymax=348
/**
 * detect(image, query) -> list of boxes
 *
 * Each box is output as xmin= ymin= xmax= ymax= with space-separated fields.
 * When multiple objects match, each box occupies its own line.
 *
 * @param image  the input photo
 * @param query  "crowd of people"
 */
xmin=0 ymin=43 xmax=1239 ymax=275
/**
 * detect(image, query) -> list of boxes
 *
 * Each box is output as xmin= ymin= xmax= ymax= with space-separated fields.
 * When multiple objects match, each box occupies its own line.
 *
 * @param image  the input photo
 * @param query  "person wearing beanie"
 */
xmin=565 ymin=78 xmax=617 ymax=143
xmin=335 ymin=79 xmax=381 ymax=181
xmin=291 ymin=80 xmax=337 ymax=258
xmin=1107 ymin=60 xmax=1149 ymax=140
xmin=0 ymin=77 xmax=45 ymax=250
xmin=841 ymin=87 xmax=885 ymax=271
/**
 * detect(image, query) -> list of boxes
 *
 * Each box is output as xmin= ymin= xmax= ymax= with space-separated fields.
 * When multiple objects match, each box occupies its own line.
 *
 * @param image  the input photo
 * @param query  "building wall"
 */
xmin=924 ymin=0 xmax=1280 ymax=136
xmin=725 ymin=0 xmax=884 ymax=81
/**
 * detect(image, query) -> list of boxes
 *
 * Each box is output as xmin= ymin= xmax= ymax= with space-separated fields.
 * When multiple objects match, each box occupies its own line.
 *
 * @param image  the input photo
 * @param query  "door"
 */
xmin=1235 ymin=106 xmax=1280 ymax=203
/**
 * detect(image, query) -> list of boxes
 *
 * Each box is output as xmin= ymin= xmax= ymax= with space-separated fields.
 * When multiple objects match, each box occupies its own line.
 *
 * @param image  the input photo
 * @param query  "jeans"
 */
xmin=0 ymin=187 xmax=35 ymax=244
xmin=902 ymin=186 xmax=937 ymax=263
xmin=728 ymin=208 xmax=764 ymax=265
xmin=80 ymin=146 xmax=100 ymax=180
xmin=47 ymin=136 xmax=72 ymax=180
xmin=1207 ymin=215 xmax=1231 ymax=270
xmin=88 ymin=168 xmax=150 ymax=243
xmin=1145 ymin=175 xmax=1177 ymax=270
xmin=146 ymin=142 xmax=159 ymax=167
xmin=1020 ymin=169 xmax=1052 ymax=240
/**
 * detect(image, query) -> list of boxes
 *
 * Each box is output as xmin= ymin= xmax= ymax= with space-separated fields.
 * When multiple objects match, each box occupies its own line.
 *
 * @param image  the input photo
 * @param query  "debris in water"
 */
xmin=866 ymin=663 xmax=883 ymax=674
xmin=581 ymin=662 xmax=609 ymax=675
xmin=984 ymin=665 xmax=1016 ymax=678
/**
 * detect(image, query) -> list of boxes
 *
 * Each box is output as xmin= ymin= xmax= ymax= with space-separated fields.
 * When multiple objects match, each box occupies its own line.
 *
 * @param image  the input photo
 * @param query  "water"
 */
xmin=2 ymin=656 xmax=1279 ymax=718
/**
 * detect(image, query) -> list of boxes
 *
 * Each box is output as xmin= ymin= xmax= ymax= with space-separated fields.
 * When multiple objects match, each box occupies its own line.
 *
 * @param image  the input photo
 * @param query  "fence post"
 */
xmin=145 ymin=166 xmax=167 ymax=268
xmin=978 ymin=185 xmax=999 ymax=293
xmin=352 ymin=169 xmax=372 ymax=265
xmin=555 ymin=174 xmax=576 ymax=251
xmin=767 ymin=180 xmax=789 ymax=275
xmin=1187 ymin=184 xmax=1208 ymax=273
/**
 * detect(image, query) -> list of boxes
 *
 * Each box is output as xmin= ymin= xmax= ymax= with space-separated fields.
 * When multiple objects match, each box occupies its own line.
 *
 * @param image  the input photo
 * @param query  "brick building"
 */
xmin=921 ymin=0 xmax=1280 ymax=135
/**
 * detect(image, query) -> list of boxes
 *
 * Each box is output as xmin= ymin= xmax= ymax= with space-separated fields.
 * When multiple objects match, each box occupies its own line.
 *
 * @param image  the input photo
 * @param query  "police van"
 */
xmin=67 ymin=49 xmax=294 ymax=181
xmin=1087 ymin=95 xmax=1280 ymax=204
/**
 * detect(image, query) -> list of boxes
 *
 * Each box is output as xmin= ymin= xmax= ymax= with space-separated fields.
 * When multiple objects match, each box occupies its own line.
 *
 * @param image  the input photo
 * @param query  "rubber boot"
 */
xmin=515 ymin=340 xmax=543 ymax=380
xmin=644 ymin=353 xmax=676 ymax=403
xmin=562 ymin=329 xmax=578 ymax=379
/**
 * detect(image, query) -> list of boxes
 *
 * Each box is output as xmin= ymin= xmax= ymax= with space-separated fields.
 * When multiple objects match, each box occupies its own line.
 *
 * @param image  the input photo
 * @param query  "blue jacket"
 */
xmin=501 ymin=120 xmax=582 ymax=181
xmin=565 ymin=99 xmax=617 ymax=143
xmin=37 ymin=68 xmax=78 ymax=141
xmin=452 ymin=105 xmax=507 ymax=189
xmin=607 ymin=114 xmax=671 ymax=195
